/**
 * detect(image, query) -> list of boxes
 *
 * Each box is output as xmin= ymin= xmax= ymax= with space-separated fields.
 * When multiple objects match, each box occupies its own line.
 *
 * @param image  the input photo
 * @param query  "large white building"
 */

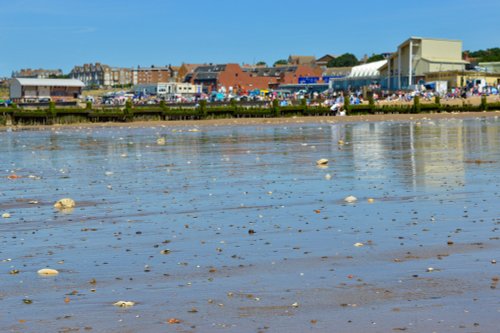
xmin=10 ymin=78 xmax=85 ymax=102
xmin=380 ymin=37 xmax=468 ymax=89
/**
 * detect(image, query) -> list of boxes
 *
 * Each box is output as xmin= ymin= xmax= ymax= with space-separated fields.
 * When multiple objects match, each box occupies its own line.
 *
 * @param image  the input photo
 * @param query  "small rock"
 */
xmin=37 ymin=268 xmax=59 ymax=276
xmin=316 ymin=159 xmax=328 ymax=166
xmin=291 ymin=302 xmax=299 ymax=308
xmin=2 ymin=213 xmax=11 ymax=218
xmin=354 ymin=242 xmax=364 ymax=247
xmin=113 ymin=301 xmax=135 ymax=308
xmin=367 ymin=198 xmax=375 ymax=203
xmin=157 ymin=137 xmax=166 ymax=145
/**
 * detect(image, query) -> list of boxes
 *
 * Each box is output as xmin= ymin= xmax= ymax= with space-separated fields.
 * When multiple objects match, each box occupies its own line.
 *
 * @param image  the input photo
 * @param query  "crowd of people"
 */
xmin=83 ymin=81 xmax=500 ymax=114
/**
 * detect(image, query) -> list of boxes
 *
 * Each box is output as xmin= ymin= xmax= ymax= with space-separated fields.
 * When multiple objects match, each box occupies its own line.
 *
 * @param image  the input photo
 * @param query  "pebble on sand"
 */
xmin=54 ymin=198 xmax=76 ymax=209
xmin=113 ymin=301 xmax=135 ymax=308
xmin=344 ymin=195 xmax=357 ymax=203
xmin=37 ymin=268 xmax=59 ymax=276
xmin=316 ymin=159 xmax=329 ymax=166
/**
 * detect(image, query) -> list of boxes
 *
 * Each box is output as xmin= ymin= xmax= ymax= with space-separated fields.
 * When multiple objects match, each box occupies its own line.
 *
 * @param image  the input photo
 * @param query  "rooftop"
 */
xmin=13 ymin=78 xmax=85 ymax=87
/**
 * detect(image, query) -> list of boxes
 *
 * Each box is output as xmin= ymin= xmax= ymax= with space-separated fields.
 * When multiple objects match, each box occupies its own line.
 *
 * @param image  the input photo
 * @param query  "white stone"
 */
xmin=113 ymin=301 xmax=135 ymax=307
xmin=37 ymin=268 xmax=59 ymax=275
xmin=344 ymin=195 xmax=357 ymax=203
xmin=54 ymin=198 xmax=76 ymax=209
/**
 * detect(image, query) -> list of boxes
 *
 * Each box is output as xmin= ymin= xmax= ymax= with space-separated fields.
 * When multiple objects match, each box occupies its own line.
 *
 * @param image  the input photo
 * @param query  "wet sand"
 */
xmin=0 ymin=115 xmax=499 ymax=332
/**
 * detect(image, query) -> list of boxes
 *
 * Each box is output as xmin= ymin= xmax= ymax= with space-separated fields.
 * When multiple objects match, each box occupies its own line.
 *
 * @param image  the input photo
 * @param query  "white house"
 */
xmin=10 ymin=78 xmax=85 ymax=102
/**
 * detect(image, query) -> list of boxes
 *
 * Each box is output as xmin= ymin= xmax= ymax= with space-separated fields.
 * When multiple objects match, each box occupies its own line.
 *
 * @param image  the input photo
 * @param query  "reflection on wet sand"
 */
xmin=0 ymin=117 xmax=499 ymax=333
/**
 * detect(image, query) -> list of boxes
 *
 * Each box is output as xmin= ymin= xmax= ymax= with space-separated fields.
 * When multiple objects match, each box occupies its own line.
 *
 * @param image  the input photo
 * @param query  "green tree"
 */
xmin=327 ymin=53 xmax=359 ymax=67
xmin=256 ymin=61 xmax=267 ymax=66
xmin=464 ymin=48 xmax=500 ymax=62
xmin=273 ymin=59 xmax=288 ymax=66
xmin=366 ymin=53 xmax=385 ymax=63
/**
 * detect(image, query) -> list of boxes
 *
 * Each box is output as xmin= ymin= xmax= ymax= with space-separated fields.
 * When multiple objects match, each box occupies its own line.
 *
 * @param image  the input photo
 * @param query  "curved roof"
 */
xmin=13 ymin=78 xmax=85 ymax=87
xmin=348 ymin=60 xmax=387 ymax=78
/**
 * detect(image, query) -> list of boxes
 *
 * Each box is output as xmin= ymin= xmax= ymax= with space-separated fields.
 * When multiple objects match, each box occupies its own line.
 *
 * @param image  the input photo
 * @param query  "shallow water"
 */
xmin=1 ymin=117 xmax=499 ymax=332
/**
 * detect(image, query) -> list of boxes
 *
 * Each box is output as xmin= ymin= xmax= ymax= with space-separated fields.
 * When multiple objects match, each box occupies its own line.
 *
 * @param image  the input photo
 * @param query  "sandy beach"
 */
xmin=1 ymin=113 xmax=499 ymax=332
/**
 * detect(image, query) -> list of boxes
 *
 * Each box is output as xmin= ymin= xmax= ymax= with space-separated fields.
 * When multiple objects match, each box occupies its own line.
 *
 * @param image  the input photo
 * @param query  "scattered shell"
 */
xmin=37 ymin=268 xmax=59 ymax=276
xmin=426 ymin=267 xmax=434 ymax=272
xmin=316 ymin=158 xmax=328 ymax=166
xmin=167 ymin=318 xmax=182 ymax=324
xmin=54 ymin=198 xmax=75 ymax=209
xmin=157 ymin=137 xmax=166 ymax=145
xmin=344 ymin=195 xmax=357 ymax=203
xmin=367 ymin=198 xmax=375 ymax=203
xmin=2 ymin=213 xmax=11 ymax=218
xmin=354 ymin=242 xmax=364 ymax=247
xmin=324 ymin=173 xmax=332 ymax=180
xmin=113 ymin=301 xmax=135 ymax=308
xmin=291 ymin=302 xmax=299 ymax=308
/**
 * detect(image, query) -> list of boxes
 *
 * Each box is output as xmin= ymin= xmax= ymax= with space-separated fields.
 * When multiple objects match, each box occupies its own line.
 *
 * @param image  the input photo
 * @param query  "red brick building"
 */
xmin=189 ymin=63 xmax=324 ymax=92
xmin=280 ymin=65 xmax=323 ymax=84
xmin=178 ymin=64 xmax=204 ymax=83
xmin=244 ymin=64 xmax=324 ymax=88
xmin=132 ymin=66 xmax=175 ymax=85
xmin=190 ymin=64 xmax=276 ymax=92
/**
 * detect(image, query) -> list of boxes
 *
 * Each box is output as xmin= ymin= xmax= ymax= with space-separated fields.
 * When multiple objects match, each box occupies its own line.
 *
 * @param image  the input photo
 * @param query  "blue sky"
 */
xmin=1 ymin=0 xmax=499 ymax=77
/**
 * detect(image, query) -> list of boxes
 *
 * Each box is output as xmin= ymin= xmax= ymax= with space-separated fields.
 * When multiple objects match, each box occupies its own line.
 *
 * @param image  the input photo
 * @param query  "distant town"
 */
xmin=1 ymin=36 xmax=500 ymax=106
